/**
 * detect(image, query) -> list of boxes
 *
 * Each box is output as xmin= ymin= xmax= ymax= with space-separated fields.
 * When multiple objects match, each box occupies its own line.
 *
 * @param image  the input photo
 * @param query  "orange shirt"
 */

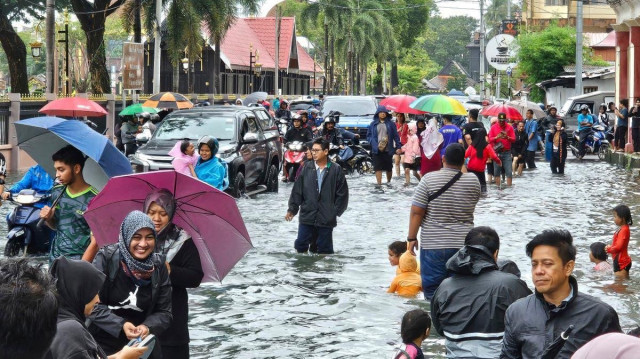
xmin=608 ymin=224 xmax=631 ymax=270
xmin=388 ymin=252 xmax=422 ymax=297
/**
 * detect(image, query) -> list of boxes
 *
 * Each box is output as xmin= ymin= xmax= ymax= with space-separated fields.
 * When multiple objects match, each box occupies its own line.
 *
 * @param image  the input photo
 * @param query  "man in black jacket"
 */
xmin=431 ymin=227 xmax=531 ymax=359
xmin=284 ymin=116 xmax=313 ymax=144
xmin=286 ymin=138 xmax=349 ymax=254
xmin=501 ymin=229 xmax=621 ymax=359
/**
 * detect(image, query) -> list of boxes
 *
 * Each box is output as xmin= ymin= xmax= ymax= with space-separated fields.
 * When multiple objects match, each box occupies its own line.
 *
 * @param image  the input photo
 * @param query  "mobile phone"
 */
xmin=127 ymin=334 xmax=155 ymax=359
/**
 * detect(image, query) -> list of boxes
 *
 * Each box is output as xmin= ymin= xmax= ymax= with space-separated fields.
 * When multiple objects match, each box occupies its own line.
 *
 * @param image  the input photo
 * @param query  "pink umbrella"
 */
xmin=84 ymin=171 xmax=252 ymax=282
xmin=380 ymin=95 xmax=426 ymax=115
xmin=40 ymin=97 xmax=108 ymax=117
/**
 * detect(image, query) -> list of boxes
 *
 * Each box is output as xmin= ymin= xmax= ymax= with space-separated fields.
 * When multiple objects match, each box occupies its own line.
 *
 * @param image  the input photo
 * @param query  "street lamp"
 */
xmin=58 ymin=9 xmax=70 ymax=94
xmin=30 ymin=21 xmax=43 ymax=58
xmin=249 ymin=44 xmax=256 ymax=93
xmin=181 ymin=57 xmax=189 ymax=73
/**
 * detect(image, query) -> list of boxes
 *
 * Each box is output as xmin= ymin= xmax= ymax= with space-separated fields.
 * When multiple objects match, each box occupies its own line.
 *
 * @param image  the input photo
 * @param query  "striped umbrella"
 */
xmin=409 ymin=95 xmax=467 ymax=116
xmin=142 ymin=92 xmax=194 ymax=110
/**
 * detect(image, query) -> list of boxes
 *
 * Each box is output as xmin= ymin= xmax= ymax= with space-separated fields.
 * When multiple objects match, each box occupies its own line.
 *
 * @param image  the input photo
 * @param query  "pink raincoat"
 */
xmin=402 ymin=123 xmax=420 ymax=164
xmin=168 ymin=141 xmax=198 ymax=177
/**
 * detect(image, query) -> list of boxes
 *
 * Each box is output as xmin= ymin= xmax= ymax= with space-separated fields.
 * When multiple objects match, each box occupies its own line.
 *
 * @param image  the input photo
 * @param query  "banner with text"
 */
xmin=122 ymin=42 xmax=144 ymax=90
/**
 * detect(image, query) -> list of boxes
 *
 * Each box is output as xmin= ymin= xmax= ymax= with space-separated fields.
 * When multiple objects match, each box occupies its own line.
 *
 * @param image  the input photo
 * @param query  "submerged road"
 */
xmin=1 ymin=155 xmax=639 ymax=358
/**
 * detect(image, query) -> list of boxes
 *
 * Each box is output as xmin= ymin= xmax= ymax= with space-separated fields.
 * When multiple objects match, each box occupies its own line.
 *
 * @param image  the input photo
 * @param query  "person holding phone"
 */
xmin=614 ymin=99 xmax=629 ymax=152
xmin=550 ymin=119 xmax=568 ymax=174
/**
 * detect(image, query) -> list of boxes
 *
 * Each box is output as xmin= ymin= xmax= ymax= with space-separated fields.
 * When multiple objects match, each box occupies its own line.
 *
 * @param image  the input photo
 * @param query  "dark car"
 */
xmin=320 ymin=96 xmax=378 ymax=147
xmin=130 ymin=106 xmax=283 ymax=198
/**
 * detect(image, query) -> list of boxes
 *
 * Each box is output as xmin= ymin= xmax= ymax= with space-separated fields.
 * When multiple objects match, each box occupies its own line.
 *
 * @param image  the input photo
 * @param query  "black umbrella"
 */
xmin=243 ymin=91 xmax=268 ymax=106
xmin=541 ymin=325 xmax=575 ymax=359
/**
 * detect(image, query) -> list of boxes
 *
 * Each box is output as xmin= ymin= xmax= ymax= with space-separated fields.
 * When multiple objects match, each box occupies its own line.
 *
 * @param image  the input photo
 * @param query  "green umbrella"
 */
xmin=118 ymin=103 xmax=159 ymax=116
xmin=409 ymin=95 xmax=467 ymax=116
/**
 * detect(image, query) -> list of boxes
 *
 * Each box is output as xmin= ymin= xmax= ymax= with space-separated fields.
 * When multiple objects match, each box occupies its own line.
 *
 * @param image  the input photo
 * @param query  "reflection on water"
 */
xmin=2 ymin=157 xmax=640 ymax=358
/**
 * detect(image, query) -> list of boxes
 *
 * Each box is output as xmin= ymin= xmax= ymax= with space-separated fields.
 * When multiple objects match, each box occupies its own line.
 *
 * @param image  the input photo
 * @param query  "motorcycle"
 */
xmin=328 ymin=140 xmax=373 ymax=175
xmin=283 ymin=141 xmax=307 ymax=182
xmin=569 ymin=125 xmax=610 ymax=160
xmin=278 ymin=118 xmax=290 ymax=138
xmin=5 ymin=189 xmax=53 ymax=257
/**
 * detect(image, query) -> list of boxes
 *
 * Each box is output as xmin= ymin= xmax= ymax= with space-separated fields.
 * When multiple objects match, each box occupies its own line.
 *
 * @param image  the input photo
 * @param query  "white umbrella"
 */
xmin=507 ymin=99 xmax=547 ymax=119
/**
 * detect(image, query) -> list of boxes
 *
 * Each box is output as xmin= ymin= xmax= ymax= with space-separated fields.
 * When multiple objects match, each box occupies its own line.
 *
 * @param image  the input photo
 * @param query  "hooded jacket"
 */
xmin=366 ymin=105 xmax=402 ymax=155
xmin=287 ymin=160 xmax=349 ymax=228
xmin=500 ymin=276 xmax=622 ymax=359
xmin=401 ymin=124 xmax=420 ymax=164
xmin=387 ymin=252 xmax=422 ymax=297
xmin=431 ymin=245 xmax=531 ymax=359
xmin=46 ymin=257 xmax=108 ymax=359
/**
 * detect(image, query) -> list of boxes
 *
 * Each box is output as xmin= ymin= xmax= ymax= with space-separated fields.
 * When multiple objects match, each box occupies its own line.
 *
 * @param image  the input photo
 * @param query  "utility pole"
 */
xmin=58 ymin=9 xmax=70 ymax=95
xmin=45 ymin=0 xmax=55 ymax=93
xmin=323 ymin=16 xmax=328 ymax=95
xmin=575 ymin=0 xmax=583 ymax=96
xmin=153 ymin=0 xmax=162 ymax=94
xmin=508 ymin=0 xmax=511 ymax=19
xmin=274 ymin=6 xmax=281 ymax=96
xmin=480 ymin=0 xmax=485 ymax=99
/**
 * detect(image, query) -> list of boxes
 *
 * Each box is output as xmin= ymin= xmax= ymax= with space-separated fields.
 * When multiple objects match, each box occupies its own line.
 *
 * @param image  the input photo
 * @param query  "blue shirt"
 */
xmin=618 ymin=108 xmax=629 ymax=127
xmin=525 ymin=119 xmax=539 ymax=151
xmin=577 ymin=113 xmax=593 ymax=131
xmin=194 ymin=157 xmax=229 ymax=191
xmin=439 ymin=124 xmax=463 ymax=156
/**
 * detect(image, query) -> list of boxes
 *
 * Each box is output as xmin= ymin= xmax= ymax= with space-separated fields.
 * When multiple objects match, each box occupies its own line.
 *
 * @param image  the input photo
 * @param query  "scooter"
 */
xmin=5 ymin=189 xmax=53 ymax=257
xmin=278 ymin=119 xmax=290 ymax=138
xmin=328 ymin=141 xmax=373 ymax=175
xmin=569 ymin=125 xmax=610 ymax=160
xmin=283 ymin=141 xmax=307 ymax=182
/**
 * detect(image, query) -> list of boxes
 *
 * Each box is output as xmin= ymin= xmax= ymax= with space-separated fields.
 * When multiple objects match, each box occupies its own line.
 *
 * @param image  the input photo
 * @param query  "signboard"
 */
xmin=502 ymin=19 xmax=519 ymax=36
xmin=485 ymin=34 xmax=519 ymax=71
xmin=122 ymin=42 xmax=144 ymax=90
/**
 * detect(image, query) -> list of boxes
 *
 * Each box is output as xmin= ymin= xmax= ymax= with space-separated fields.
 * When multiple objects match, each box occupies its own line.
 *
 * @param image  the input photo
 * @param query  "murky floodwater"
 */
xmin=2 ymin=155 xmax=640 ymax=358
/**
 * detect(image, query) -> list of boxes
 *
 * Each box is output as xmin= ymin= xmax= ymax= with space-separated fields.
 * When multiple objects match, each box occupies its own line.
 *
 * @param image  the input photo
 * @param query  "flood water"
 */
xmin=2 ymin=156 xmax=640 ymax=358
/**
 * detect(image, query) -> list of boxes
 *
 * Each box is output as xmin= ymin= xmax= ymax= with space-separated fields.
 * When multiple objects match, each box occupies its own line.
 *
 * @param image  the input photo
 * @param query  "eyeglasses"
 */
xmin=311 ymin=149 xmax=323 ymax=153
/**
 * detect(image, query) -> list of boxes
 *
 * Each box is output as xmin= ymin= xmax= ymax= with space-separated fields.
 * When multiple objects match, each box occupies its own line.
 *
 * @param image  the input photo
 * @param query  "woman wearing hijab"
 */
xmin=194 ymin=135 xmax=229 ymax=191
xmin=47 ymin=257 xmax=147 ymax=359
xmin=89 ymin=211 xmax=172 ymax=359
xmin=419 ymin=118 xmax=444 ymax=176
xmin=144 ymin=189 xmax=203 ymax=359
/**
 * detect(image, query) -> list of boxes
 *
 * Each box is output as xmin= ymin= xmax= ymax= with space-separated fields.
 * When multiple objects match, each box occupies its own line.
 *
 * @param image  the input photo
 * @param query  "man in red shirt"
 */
xmin=488 ymin=113 xmax=516 ymax=187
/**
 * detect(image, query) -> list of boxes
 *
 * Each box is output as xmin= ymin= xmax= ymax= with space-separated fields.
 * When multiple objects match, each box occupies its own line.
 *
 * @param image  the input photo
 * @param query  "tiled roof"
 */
xmin=220 ymin=18 xmax=275 ymax=70
xmin=592 ymin=31 xmax=616 ymax=48
xmin=297 ymin=42 xmax=323 ymax=75
xmin=244 ymin=17 xmax=296 ymax=70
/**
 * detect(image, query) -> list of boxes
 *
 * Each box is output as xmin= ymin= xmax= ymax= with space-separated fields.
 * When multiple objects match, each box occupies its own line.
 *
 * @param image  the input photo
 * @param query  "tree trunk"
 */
xmin=46 ymin=0 xmax=55 ymax=93
xmin=173 ymin=62 xmax=179 ymax=92
xmin=329 ymin=35 xmax=334 ymax=95
xmin=391 ymin=59 xmax=398 ymax=95
xmin=355 ymin=54 xmax=360 ymax=95
xmin=375 ymin=60 xmax=382 ymax=95
xmin=134 ymin=0 xmax=141 ymax=43
xmin=361 ymin=61 xmax=367 ymax=95
xmin=323 ymin=20 xmax=328 ymax=95
xmin=214 ymin=37 xmax=221 ymax=94
xmin=0 ymin=11 xmax=29 ymax=94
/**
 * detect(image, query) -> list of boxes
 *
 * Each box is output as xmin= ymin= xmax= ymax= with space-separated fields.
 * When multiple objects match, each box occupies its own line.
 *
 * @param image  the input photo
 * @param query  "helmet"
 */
xmin=280 ymin=100 xmax=289 ymax=107
xmin=324 ymin=117 xmax=336 ymax=124
xmin=292 ymin=114 xmax=302 ymax=122
xmin=150 ymin=113 xmax=160 ymax=122
xmin=197 ymin=135 xmax=219 ymax=156
xmin=312 ymin=99 xmax=320 ymax=105
xmin=310 ymin=108 xmax=320 ymax=114
xmin=580 ymin=104 xmax=589 ymax=112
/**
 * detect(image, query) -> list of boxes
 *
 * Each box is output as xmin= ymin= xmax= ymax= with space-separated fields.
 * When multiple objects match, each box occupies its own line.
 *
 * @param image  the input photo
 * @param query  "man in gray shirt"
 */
xmin=407 ymin=143 xmax=481 ymax=300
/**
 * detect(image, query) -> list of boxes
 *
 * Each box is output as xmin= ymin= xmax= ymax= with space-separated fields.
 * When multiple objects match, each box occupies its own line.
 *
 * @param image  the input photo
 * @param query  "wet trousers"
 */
xmin=295 ymin=223 xmax=334 ymax=254
xmin=632 ymin=127 xmax=640 ymax=152
xmin=469 ymin=170 xmax=487 ymax=193
xmin=420 ymin=248 xmax=458 ymax=301
xmin=525 ymin=150 xmax=536 ymax=168
xmin=550 ymin=151 xmax=566 ymax=174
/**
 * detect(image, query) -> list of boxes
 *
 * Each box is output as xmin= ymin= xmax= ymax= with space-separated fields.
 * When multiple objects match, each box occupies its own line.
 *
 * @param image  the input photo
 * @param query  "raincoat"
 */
xmin=387 ymin=252 xmax=422 ymax=297
xmin=500 ymin=276 xmax=622 ymax=359
xmin=431 ymin=245 xmax=531 ymax=359
xmin=366 ymin=105 xmax=402 ymax=155
xmin=8 ymin=164 xmax=54 ymax=196
xmin=402 ymin=124 xmax=420 ymax=164
xmin=572 ymin=333 xmax=640 ymax=359
xmin=168 ymin=141 xmax=198 ymax=177
xmin=194 ymin=157 xmax=229 ymax=191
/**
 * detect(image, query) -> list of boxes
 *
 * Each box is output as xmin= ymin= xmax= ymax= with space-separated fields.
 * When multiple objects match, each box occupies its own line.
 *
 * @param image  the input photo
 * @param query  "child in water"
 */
xmin=168 ymin=139 xmax=198 ymax=177
xmin=393 ymin=309 xmax=431 ymax=359
xmin=388 ymin=252 xmax=422 ymax=297
xmin=590 ymin=242 xmax=612 ymax=272
xmin=607 ymin=205 xmax=633 ymax=278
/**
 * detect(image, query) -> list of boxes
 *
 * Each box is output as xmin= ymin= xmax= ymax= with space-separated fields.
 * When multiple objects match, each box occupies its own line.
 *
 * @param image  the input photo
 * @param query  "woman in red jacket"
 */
xmin=464 ymin=129 xmax=501 ymax=193
xmin=607 ymin=204 xmax=632 ymax=278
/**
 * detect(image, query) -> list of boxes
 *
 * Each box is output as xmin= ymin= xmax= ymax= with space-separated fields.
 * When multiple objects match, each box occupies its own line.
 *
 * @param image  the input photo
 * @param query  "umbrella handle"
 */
xmin=36 ymin=185 xmax=67 ymax=230
xmin=561 ymin=325 xmax=575 ymax=340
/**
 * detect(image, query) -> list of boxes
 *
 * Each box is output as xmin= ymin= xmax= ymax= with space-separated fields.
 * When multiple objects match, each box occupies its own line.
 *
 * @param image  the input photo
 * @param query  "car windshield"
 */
xmin=322 ymin=99 xmax=377 ymax=116
xmin=154 ymin=114 xmax=235 ymax=141
xmin=559 ymin=100 xmax=572 ymax=115
xmin=290 ymin=103 xmax=312 ymax=111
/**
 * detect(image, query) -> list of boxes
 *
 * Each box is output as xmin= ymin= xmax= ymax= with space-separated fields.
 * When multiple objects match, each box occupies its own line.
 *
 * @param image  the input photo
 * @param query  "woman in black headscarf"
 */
xmin=89 ymin=211 xmax=172 ymax=359
xmin=144 ymin=189 xmax=203 ymax=359
xmin=47 ymin=257 xmax=147 ymax=359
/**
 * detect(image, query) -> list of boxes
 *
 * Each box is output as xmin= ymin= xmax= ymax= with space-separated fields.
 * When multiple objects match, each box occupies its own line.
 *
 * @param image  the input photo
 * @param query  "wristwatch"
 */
xmin=406 ymin=237 xmax=417 ymax=242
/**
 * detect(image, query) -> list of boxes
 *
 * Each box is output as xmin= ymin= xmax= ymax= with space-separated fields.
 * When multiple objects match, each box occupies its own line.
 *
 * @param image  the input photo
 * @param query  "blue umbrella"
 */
xmin=15 ymin=117 xmax=132 ymax=190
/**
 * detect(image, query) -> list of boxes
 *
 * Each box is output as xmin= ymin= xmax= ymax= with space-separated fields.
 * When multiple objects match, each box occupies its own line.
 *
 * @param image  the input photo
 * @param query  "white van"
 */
xmin=558 ymin=91 xmax=615 ymax=131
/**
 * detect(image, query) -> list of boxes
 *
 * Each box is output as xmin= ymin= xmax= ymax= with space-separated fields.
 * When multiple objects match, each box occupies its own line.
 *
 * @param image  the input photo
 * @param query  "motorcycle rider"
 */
xmin=317 ymin=116 xmax=344 ymax=148
xmin=577 ymin=105 xmax=594 ymax=158
xmin=285 ymin=116 xmax=314 ymax=144
xmin=275 ymin=100 xmax=292 ymax=122
xmin=1 ymin=165 xmax=54 ymax=208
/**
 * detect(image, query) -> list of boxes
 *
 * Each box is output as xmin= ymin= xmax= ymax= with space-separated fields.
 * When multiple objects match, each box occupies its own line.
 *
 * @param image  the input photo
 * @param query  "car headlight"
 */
xmin=136 ymin=153 xmax=150 ymax=162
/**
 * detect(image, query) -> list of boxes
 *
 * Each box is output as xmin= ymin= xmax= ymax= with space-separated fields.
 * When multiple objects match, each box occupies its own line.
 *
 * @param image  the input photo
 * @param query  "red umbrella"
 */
xmin=39 ymin=97 xmax=108 ymax=117
xmin=480 ymin=103 xmax=523 ymax=121
xmin=380 ymin=95 xmax=426 ymax=115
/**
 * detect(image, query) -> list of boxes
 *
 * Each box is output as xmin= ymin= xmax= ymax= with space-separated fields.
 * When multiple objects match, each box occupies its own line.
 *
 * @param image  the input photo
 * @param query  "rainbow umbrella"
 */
xmin=409 ymin=95 xmax=467 ymax=116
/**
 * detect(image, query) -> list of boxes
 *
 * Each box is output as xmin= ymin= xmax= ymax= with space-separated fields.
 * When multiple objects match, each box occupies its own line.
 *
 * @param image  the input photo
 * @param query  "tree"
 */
xmin=421 ymin=15 xmax=478 ymax=69
xmin=516 ymin=25 xmax=577 ymax=102
xmin=0 ymin=0 xmax=45 ymax=94
xmin=484 ymin=0 xmax=520 ymax=35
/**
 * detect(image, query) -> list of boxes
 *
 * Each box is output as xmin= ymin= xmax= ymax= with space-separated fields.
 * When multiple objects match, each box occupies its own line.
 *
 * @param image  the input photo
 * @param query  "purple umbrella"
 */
xmin=84 ymin=171 xmax=252 ymax=282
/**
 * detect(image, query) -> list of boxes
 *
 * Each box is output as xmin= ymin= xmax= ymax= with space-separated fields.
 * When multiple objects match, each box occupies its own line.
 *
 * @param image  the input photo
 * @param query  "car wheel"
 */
xmin=232 ymin=172 xmax=246 ymax=198
xmin=266 ymin=164 xmax=279 ymax=193
xmin=4 ymin=238 xmax=23 ymax=257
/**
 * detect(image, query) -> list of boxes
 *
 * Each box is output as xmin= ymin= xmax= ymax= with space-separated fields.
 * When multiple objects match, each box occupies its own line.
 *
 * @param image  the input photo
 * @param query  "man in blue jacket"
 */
xmin=367 ymin=105 xmax=402 ymax=187
xmin=1 ymin=164 xmax=54 ymax=208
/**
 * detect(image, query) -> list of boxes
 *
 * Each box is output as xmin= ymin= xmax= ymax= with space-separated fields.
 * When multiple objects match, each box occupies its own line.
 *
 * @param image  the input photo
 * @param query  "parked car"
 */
xmin=558 ymin=91 xmax=615 ymax=131
xmin=320 ymin=96 xmax=378 ymax=147
xmin=130 ymin=106 xmax=283 ymax=198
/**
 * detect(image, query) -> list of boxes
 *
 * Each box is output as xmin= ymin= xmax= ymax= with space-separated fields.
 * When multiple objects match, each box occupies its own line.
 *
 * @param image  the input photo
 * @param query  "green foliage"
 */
xmin=421 ymin=16 xmax=478 ymax=69
xmin=484 ymin=0 xmax=520 ymax=34
xmin=446 ymin=68 xmax=468 ymax=91
xmin=396 ymin=65 xmax=429 ymax=94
